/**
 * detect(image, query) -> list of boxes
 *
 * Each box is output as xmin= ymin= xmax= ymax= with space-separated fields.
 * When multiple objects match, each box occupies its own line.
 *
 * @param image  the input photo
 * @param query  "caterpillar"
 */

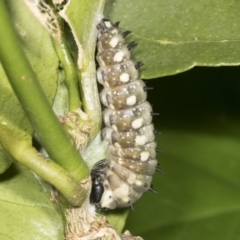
xmin=90 ymin=18 xmax=159 ymax=210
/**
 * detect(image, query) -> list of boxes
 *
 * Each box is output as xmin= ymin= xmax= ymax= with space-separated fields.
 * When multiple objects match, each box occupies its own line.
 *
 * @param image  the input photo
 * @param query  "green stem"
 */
xmin=0 ymin=125 xmax=87 ymax=206
xmin=66 ymin=0 xmax=106 ymax=140
xmin=80 ymin=0 xmax=106 ymax=139
xmin=0 ymin=1 xmax=88 ymax=181
xmin=53 ymin=19 xmax=82 ymax=112
xmin=79 ymin=66 xmax=102 ymax=140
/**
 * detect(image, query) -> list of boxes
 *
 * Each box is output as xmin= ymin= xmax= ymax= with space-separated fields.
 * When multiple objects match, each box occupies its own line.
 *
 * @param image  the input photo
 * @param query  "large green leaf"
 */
xmin=125 ymin=67 xmax=240 ymax=239
xmin=127 ymin=127 xmax=240 ymax=239
xmin=105 ymin=0 xmax=240 ymax=78
xmin=0 ymin=163 xmax=63 ymax=239
xmin=0 ymin=0 xmax=59 ymax=133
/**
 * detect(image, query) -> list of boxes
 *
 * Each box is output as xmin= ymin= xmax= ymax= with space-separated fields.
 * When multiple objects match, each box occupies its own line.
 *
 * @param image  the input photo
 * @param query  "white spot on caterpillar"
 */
xmin=105 ymin=21 xmax=112 ymax=28
xmin=132 ymin=118 xmax=143 ymax=129
xmin=112 ymin=124 xmax=118 ymax=131
xmin=109 ymin=104 xmax=115 ymax=109
xmin=110 ymin=36 xmax=119 ymax=48
xmin=140 ymin=151 xmax=150 ymax=161
xmin=114 ymin=142 xmax=121 ymax=148
xmin=136 ymin=180 xmax=143 ymax=186
xmin=128 ymin=174 xmax=136 ymax=184
xmin=118 ymin=159 xmax=124 ymax=165
xmin=120 ymin=73 xmax=130 ymax=83
xmin=135 ymin=135 xmax=147 ymax=145
xmin=111 ymin=28 xmax=118 ymax=34
xmin=126 ymin=95 xmax=137 ymax=106
xmin=114 ymin=51 xmax=124 ymax=62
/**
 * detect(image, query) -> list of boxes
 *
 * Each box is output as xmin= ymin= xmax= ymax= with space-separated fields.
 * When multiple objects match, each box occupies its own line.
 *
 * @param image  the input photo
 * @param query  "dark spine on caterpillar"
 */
xmin=90 ymin=19 xmax=158 ymax=210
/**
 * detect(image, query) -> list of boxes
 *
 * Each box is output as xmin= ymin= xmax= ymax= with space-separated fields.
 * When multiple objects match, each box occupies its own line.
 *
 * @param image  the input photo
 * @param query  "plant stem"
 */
xmin=0 ymin=1 xmax=88 ymax=181
xmin=64 ymin=0 xmax=106 ymax=140
xmin=80 ymin=0 xmax=106 ymax=139
xmin=53 ymin=19 xmax=82 ymax=112
xmin=0 ymin=124 xmax=87 ymax=206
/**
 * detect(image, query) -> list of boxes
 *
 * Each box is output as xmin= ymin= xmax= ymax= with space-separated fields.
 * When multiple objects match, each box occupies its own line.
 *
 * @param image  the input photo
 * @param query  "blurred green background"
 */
xmin=125 ymin=66 xmax=240 ymax=240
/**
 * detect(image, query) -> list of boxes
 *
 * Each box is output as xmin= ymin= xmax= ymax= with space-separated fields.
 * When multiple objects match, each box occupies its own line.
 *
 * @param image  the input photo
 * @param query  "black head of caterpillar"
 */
xmin=90 ymin=18 xmax=160 ymax=210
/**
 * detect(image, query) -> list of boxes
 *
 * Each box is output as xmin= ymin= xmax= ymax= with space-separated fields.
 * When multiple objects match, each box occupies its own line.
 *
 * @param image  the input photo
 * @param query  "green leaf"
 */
xmin=127 ymin=126 xmax=240 ymax=239
xmin=0 ymin=144 xmax=12 ymax=174
xmin=1 ymin=0 xmax=59 ymax=133
xmin=104 ymin=209 xmax=129 ymax=233
xmin=125 ymin=67 xmax=240 ymax=239
xmin=0 ymin=163 xmax=63 ymax=240
xmin=105 ymin=0 xmax=240 ymax=78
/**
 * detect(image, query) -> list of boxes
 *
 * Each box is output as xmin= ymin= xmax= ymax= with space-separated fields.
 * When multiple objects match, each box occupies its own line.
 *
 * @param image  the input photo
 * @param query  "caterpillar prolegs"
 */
xmin=90 ymin=18 xmax=159 ymax=210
